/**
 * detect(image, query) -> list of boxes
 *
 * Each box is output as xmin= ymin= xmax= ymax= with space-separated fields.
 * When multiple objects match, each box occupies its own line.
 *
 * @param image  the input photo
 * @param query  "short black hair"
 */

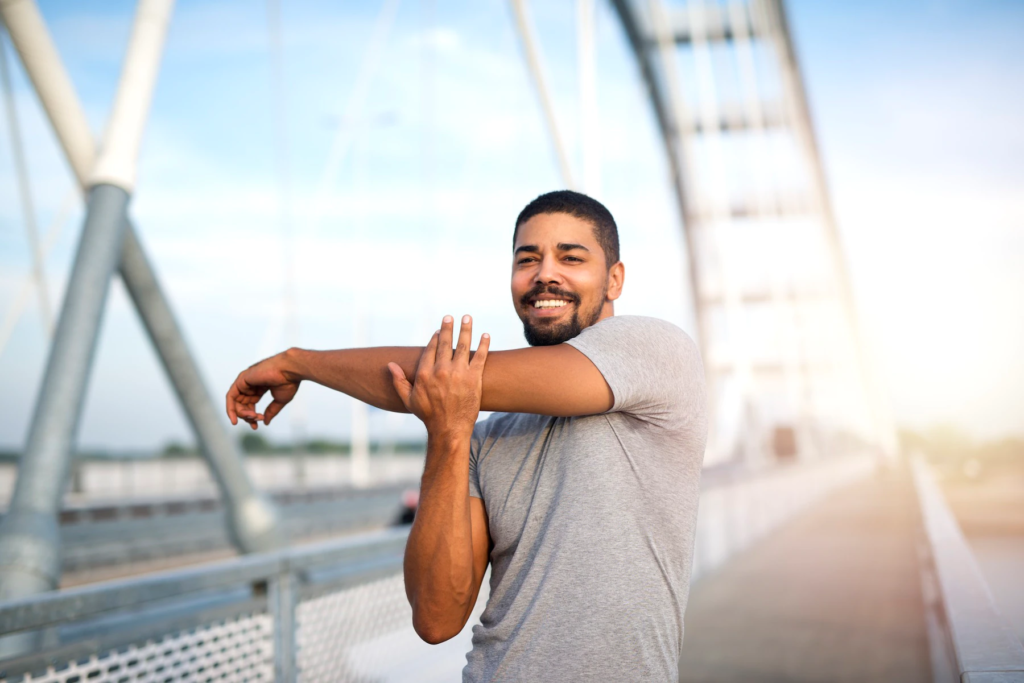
xmin=514 ymin=190 xmax=620 ymax=267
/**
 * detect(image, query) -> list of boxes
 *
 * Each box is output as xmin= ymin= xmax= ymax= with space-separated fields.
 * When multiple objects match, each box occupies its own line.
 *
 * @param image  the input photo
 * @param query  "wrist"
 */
xmin=427 ymin=426 xmax=474 ymax=450
xmin=281 ymin=347 xmax=309 ymax=383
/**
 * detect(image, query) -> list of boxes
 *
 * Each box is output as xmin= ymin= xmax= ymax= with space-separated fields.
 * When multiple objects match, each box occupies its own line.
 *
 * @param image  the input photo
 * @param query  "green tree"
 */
xmin=240 ymin=432 xmax=271 ymax=454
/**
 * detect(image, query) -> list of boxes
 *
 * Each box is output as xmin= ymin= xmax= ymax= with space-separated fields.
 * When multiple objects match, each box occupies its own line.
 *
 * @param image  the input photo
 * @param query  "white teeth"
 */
xmin=533 ymin=300 xmax=568 ymax=309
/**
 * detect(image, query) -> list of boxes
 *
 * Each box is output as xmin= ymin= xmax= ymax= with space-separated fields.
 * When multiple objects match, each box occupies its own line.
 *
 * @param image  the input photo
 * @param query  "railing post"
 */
xmin=270 ymin=569 xmax=298 ymax=682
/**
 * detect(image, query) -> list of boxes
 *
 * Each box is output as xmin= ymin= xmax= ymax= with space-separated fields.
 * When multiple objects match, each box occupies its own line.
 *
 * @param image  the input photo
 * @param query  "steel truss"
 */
xmin=0 ymin=0 xmax=283 ymax=625
xmin=610 ymin=0 xmax=894 ymax=465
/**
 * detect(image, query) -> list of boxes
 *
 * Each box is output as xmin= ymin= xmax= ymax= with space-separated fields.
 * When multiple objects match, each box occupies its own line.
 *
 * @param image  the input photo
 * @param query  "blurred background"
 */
xmin=0 ymin=0 xmax=1021 ymax=681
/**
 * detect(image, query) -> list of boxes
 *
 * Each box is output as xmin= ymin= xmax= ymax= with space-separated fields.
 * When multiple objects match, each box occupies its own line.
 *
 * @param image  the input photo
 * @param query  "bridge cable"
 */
xmin=508 ymin=0 xmax=577 ymax=190
xmin=0 ymin=186 xmax=78 ymax=359
xmin=0 ymin=20 xmax=53 ymax=339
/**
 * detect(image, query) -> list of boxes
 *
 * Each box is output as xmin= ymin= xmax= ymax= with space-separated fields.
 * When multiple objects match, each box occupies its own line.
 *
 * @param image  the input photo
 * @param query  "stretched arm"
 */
xmin=390 ymin=317 xmax=491 ymax=643
xmin=226 ymin=316 xmax=612 ymax=428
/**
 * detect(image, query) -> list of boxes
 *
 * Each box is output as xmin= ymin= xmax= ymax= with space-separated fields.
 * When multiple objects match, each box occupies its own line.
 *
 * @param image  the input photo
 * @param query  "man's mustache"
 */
xmin=519 ymin=285 xmax=581 ymax=307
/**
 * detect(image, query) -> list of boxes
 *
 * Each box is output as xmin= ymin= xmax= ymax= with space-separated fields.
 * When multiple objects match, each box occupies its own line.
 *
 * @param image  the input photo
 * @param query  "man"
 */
xmin=225 ymin=190 xmax=708 ymax=681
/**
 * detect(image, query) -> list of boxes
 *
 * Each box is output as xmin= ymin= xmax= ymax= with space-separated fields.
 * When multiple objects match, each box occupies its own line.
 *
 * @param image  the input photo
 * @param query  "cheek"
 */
xmin=573 ymin=275 xmax=609 ymax=307
xmin=510 ymin=273 xmax=530 ymax=302
xmin=566 ymin=269 xmax=601 ymax=293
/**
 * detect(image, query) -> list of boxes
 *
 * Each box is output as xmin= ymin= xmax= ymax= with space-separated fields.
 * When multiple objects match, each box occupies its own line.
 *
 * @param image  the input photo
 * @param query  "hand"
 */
xmin=225 ymin=350 xmax=301 ymax=429
xmin=388 ymin=315 xmax=490 ymax=437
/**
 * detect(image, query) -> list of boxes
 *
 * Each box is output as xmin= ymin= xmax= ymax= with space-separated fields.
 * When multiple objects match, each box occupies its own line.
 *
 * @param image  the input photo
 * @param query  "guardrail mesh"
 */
xmin=1 ymin=572 xmax=419 ymax=683
xmin=5 ymin=611 xmax=273 ymax=683
xmin=297 ymin=573 xmax=412 ymax=682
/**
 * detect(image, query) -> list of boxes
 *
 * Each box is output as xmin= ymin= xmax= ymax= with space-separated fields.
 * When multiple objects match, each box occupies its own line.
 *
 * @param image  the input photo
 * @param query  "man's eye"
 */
xmin=564 ymin=256 xmax=583 ymax=262
xmin=517 ymin=258 xmax=537 ymax=265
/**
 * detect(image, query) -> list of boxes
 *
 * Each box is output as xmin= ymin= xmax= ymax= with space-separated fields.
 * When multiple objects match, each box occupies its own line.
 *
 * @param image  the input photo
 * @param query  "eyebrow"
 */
xmin=513 ymin=243 xmax=591 ymax=256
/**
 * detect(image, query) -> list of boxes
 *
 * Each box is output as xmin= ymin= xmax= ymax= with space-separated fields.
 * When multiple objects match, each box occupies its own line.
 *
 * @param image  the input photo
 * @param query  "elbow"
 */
xmin=412 ymin=612 xmax=463 ymax=645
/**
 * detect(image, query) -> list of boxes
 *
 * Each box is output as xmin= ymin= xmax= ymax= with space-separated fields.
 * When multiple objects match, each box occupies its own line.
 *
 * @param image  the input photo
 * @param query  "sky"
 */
xmin=0 ymin=0 xmax=1022 ymax=452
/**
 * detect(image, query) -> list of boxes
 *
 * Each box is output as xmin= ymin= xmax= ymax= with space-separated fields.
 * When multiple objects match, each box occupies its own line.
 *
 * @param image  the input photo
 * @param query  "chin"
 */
xmin=522 ymin=314 xmax=583 ymax=347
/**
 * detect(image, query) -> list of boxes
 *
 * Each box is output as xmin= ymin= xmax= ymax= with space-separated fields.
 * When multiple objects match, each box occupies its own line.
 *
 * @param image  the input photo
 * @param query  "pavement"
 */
xmin=679 ymin=466 xmax=932 ymax=683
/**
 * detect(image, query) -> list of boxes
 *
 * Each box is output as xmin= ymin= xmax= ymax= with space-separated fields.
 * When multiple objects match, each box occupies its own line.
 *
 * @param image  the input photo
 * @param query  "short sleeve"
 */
xmin=468 ymin=419 xmax=487 ymax=499
xmin=565 ymin=315 xmax=705 ymax=427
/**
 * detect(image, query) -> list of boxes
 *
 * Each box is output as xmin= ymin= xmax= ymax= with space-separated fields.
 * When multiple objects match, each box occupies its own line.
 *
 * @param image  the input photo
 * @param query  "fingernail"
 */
xmin=443 ymin=315 xmax=453 ymax=324
xmin=483 ymin=333 xmax=490 ymax=339
xmin=462 ymin=315 xmax=471 ymax=324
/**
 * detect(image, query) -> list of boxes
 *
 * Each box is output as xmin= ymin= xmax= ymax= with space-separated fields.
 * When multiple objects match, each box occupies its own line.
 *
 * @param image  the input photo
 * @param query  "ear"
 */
xmin=606 ymin=261 xmax=625 ymax=302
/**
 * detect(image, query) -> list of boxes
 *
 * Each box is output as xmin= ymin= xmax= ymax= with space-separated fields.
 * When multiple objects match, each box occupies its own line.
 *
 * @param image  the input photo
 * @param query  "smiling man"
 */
xmin=226 ymin=190 xmax=708 ymax=682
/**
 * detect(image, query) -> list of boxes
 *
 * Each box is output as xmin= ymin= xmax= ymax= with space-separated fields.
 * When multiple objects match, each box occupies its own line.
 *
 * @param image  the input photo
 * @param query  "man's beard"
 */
xmin=520 ymin=284 xmax=606 ymax=346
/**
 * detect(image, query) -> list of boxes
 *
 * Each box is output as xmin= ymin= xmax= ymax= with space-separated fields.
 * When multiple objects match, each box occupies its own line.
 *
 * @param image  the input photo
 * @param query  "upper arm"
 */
xmin=466 ymin=496 xmax=491 ymax=621
xmin=479 ymin=345 xmax=613 ymax=417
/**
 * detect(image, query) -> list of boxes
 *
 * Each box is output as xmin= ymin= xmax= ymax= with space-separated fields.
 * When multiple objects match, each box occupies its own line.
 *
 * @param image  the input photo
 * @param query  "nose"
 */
xmin=534 ymin=254 xmax=563 ymax=285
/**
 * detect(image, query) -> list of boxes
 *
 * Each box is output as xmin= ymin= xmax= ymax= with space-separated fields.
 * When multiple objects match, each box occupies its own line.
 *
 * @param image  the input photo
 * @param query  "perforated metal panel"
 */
xmin=296 ymin=573 xmax=413 ymax=682
xmin=3 ymin=612 xmax=272 ymax=683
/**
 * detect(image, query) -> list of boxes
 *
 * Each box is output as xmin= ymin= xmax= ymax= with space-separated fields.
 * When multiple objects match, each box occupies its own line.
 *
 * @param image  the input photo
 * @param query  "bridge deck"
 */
xmin=680 ymin=466 xmax=932 ymax=682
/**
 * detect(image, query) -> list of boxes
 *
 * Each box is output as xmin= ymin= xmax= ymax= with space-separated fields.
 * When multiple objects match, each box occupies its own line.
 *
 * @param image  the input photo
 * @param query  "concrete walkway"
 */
xmin=679 ymin=467 xmax=932 ymax=682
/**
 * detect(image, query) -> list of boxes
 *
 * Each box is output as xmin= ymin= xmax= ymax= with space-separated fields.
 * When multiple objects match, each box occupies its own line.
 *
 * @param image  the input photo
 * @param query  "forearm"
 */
xmin=283 ymin=346 xmax=422 ymax=412
xmin=282 ymin=344 xmax=612 ymax=417
xmin=403 ymin=430 xmax=477 ymax=643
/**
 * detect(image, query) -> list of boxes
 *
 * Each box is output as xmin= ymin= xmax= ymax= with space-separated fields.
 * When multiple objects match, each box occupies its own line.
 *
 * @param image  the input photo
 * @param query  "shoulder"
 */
xmin=568 ymin=315 xmax=701 ymax=361
xmin=564 ymin=315 xmax=707 ymax=419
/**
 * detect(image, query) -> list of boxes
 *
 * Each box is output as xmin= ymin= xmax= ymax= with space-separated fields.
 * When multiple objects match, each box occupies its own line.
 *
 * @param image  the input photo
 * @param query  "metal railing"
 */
xmin=691 ymin=454 xmax=877 ymax=581
xmin=51 ymin=484 xmax=412 ymax=573
xmin=0 ymin=454 xmax=879 ymax=682
xmin=911 ymin=457 xmax=1024 ymax=683
xmin=0 ymin=527 xmax=411 ymax=682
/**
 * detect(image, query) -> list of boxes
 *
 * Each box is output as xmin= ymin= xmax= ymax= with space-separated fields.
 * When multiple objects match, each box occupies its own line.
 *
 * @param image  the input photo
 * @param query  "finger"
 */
xmin=436 ymin=315 xmax=454 ymax=364
xmin=454 ymin=315 xmax=473 ymax=364
xmin=418 ymin=331 xmax=439 ymax=378
xmin=226 ymin=380 xmax=240 ymax=425
xmin=264 ymin=400 xmax=287 ymax=425
xmin=388 ymin=362 xmax=413 ymax=408
xmin=470 ymin=332 xmax=491 ymax=370
xmin=236 ymin=395 xmax=260 ymax=420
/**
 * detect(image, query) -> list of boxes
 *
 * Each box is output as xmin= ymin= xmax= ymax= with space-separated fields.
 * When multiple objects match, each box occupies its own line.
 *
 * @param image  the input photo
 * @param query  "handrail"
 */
xmin=911 ymin=457 xmax=1024 ymax=682
xmin=0 ymin=526 xmax=409 ymax=636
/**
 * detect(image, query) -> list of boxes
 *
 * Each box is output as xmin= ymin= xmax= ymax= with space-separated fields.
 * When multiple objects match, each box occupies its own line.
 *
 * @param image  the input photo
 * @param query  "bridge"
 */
xmin=1 ymin=0 xmax=1022 ymax=681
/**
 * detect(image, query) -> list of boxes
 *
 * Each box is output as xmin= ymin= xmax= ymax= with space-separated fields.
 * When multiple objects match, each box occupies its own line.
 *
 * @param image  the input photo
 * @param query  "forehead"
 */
xmin=514 ymin=212 xmax=598 ymax=249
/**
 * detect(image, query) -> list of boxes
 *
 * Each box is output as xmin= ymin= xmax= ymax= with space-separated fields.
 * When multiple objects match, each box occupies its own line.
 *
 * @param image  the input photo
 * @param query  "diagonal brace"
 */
xmin=0 ymin=0 xmax=283 ymax=607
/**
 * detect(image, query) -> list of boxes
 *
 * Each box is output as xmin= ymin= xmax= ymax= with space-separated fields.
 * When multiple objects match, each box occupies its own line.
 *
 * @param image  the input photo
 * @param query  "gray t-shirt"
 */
xmin=463 ymin=315 xmax=708 ymax=682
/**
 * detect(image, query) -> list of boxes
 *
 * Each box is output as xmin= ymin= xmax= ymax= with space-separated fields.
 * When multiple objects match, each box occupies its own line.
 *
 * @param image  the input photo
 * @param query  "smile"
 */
xmin=532 ymin=300 xmax=570 ymax=309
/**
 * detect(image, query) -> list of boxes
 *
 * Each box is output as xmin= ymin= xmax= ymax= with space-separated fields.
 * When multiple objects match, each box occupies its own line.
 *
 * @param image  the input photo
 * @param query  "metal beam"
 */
xmin=118 ymin=228 xmax=283 ymax=553
xmin=508 ymin=0 xmax=577 ymax=189
xmin=577 ymin=0 xmax=600 ymax=196
xmin=0 ymin=0 xmax=283 ymax=567
xmin=763 ymin=0 xmax=897 ymax=457
xmin=607 ymin=0 xmax=708 ymax=362
xmin=0 ymin=184 xmax=130 ymax=603
xmin=0 ymin=1 xmax=175 ymax=619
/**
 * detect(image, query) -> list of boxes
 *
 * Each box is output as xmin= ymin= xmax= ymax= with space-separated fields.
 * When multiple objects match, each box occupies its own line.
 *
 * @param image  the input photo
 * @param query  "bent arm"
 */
xmin=404 ymin=432 xmax=490 ymax=644
xmin=284 ymin=343 xmax=612 ymax=417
